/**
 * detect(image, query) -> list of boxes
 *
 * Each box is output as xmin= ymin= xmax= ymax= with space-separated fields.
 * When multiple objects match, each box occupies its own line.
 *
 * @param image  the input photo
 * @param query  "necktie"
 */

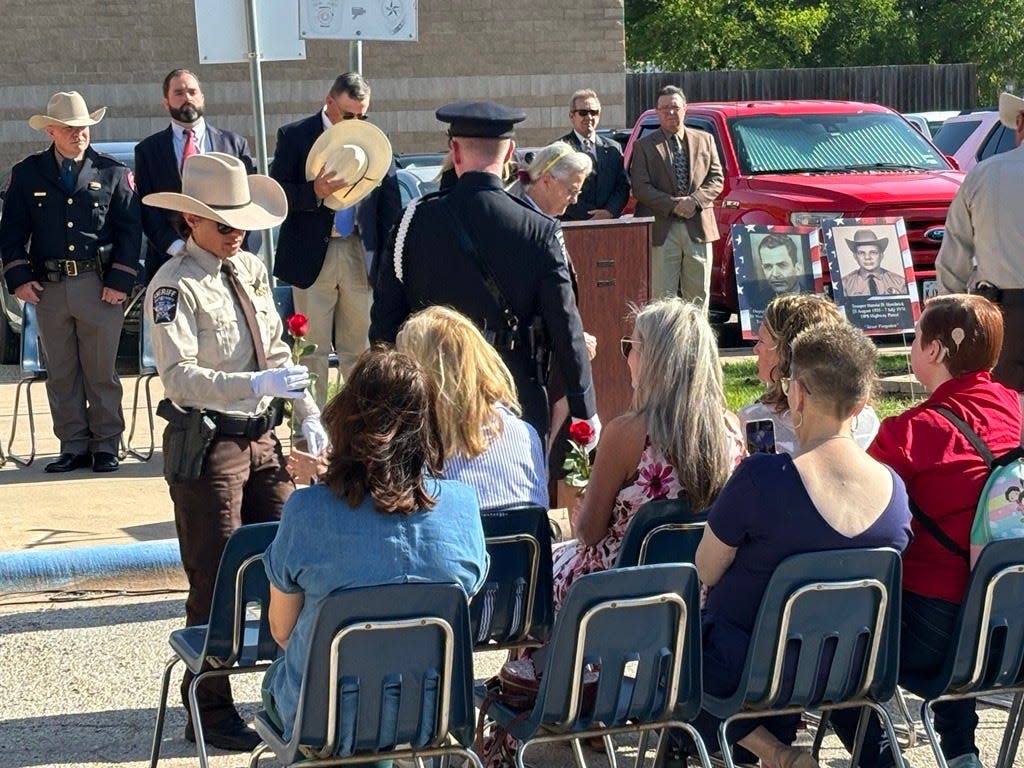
xmin=868 ymin=275 xmax=879 ymax=296
xmin=672 ymin=137 xmax=690 ymax=195
xmin=181 ymin=128 xmax=199 ymax=172
xmin=221 ymin=260 xmax=268 ymax=370
xmin=60 ymin=158 xmax=75 ymax=194
xmin=334 ymin=206 xmax=355 ymax=238
xmin=582 ymin=138 xmax=595 ymax=158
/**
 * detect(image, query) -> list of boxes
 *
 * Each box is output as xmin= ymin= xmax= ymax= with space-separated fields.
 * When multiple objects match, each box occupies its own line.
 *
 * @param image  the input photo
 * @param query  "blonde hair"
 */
xmin=630 ymin=298 xmax=732 ymax=511
xmin=396 ymin=306 xmax=521 ymax=460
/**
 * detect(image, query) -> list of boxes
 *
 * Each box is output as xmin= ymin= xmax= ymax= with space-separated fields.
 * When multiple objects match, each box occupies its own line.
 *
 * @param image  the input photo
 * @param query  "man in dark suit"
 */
xmin=557 ymin=89 xmax=630 ymax=221
xmin=271 ymin=72 xmax=401 ymax=408
xmin=629 ymin=85 xmax=723 ymax=305
xmin=370 ymin=101 xmax=599 ymax=443
xmin=135 ymin=69 xmax=260 ymax=283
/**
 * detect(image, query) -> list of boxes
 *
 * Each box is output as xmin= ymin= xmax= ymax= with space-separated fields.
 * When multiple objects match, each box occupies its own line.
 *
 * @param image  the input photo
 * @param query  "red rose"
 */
xmin=287 ymin=313 xmax=309 ymax=338
xmin=568 ymin=420 xmax=595 ymax=446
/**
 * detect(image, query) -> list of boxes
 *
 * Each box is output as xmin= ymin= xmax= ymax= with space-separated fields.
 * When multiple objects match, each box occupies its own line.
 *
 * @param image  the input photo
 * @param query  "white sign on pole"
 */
xmin=299 ymin=0 xmax=418 ymax=41
xmin=195 ymin=0 xmax=306 ymax=64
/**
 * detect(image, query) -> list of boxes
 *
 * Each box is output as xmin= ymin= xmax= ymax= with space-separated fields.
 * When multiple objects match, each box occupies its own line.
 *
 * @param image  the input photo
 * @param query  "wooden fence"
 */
xmin=626 ymin=64 xmax=976 ymax=123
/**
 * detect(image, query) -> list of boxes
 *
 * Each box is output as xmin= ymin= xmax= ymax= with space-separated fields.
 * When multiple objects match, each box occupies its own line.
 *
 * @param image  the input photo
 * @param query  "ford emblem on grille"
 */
xmin=924 ymin=226 xmax=945 ymax=242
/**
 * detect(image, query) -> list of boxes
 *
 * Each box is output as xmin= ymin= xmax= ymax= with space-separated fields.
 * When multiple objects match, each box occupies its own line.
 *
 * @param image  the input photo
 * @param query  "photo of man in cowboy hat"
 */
xmin=0 ymin=90 xmax=141 ymax=474
xmin=144 ymin=152 xmax=326 ymax=755
xmin=840 ymin=227 xmax=907 ymax=297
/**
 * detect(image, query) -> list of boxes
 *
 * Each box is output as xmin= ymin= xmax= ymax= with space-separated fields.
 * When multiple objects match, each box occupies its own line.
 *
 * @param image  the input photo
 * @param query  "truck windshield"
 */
xmin=730 ymin=112 xmax=949 ymax=174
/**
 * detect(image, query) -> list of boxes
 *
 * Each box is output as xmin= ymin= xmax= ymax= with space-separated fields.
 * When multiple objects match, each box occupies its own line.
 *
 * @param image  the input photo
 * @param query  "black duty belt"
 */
xmin=970 ymin=284 xmax=1024 ymax=306
xmin=47 ymin=258 xmax=98 ymax=277
xmin=210 ymin=402 xmax=283 ymax=439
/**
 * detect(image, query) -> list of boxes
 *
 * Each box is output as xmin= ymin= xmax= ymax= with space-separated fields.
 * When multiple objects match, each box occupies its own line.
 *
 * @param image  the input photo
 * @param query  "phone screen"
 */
xmin=745 ymin=419 xmax=776 ymax=454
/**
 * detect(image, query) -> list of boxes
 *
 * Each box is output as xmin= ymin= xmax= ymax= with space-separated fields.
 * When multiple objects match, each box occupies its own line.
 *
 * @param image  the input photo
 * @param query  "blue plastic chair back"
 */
xmin=901 ymin=538 xmax=1024 ymax=699
xmin=710 ymin=547 xmax=901 ymax=716
xmin=472 ymin=504 xmax=554 ymax=649
xmin=20 ymin=302 xmax=45 ymax=376
xmin=528 ymin=564 xmax=702 ymax=732
xmin=615 ymin=497 xmax=707 ymax=568
xmin=140 ymin=313 xmax=156 ymax=374
xmin=201 ymin=522 xmax=280 ymax=667
xmin=289 ymin=583 xmax=476 ymax=758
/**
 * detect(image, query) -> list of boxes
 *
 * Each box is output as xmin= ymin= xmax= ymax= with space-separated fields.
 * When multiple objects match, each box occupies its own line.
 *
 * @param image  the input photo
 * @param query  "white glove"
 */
xmin=570 ymin=414 xmax=602 ymax=452
xmin=301 ymin=416 xmax=330 ymax=456
xmin=251 ymin=365 xmax=310 ymax=399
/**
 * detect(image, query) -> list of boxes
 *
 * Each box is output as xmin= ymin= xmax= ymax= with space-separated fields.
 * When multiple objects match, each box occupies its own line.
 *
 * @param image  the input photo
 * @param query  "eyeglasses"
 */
xmin=780 ymin=377 xmax=811 ymax=396
xmin=657 ymin=106 xmax=683 ymax=114
xmin=216 ymin=222 xmax=244 ymax=234
xmin=341 ymin=113 xmax=369 ymax=120
xmin=556 ymin=178 xmax=583 ymax=200
xmin=620 ymin=337 xmax=640 ymax=358
xmin=572 ymin=109 xmax=600 ymax=117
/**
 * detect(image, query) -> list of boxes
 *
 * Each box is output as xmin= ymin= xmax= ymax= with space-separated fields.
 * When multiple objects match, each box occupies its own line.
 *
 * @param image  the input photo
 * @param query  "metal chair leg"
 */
xmin=6 ymin=379 xmax=39 ymax=467
xmin=149 ymin=655 xmax=181 ymax=768
xmin=188 ymin=670 xmax=214 ymax=768
xmin=247 ymin=741 xmax=270 ymax=768
xmin=996 ymin=691 xmax=1024 ymax=768
xmin=605 ymin=735 xmax=618 ymax=768
xmin=866 ymin=701 xmax=905 ymax=768
xmin=124 ymin=373 xmax=156 ymax=461
xmin=569 ymin=737 xmax=589 ymax=768
xmin=919 ymin=699 xmax=949 ymax=768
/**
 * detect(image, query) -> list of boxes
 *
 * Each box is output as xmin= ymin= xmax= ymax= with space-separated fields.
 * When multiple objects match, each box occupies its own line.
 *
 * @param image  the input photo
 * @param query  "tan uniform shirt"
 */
xmin=936 ymin=143 xmax=1024 ymax=293
xmin=145 ymin=240 xmax=317 ymax=421
xmin=842 ymin=268 xmax=907 ymax=297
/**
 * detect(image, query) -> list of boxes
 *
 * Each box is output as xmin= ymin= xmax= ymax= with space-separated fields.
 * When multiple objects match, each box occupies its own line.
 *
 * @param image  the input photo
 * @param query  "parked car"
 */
xmin=904 ymin=110 xmax=960 ymax=136
xmin=394 ymin=152 xmax=447 ymax=169
xmin=397 ymin=165 xmax=442 ymax=207
xmin=932 ymin=109 xmax=1015 ymax=172
xmin=623 ymin=100 xmax=964 ymax=322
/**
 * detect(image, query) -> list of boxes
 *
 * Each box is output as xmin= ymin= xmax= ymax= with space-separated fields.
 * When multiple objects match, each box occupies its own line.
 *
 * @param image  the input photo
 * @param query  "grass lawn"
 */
xmin=722 ymin=354 xmax=927 ymax=420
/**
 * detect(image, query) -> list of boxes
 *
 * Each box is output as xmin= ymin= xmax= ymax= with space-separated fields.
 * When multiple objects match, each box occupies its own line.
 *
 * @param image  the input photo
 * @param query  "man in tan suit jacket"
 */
xmin=629 ymin=85 xmax=723 ymax=304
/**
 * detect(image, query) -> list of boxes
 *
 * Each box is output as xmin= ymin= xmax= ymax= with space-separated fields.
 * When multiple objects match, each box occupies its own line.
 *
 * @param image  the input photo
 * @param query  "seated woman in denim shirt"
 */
xmin=261 ymin=347 xmax=489 ymax=750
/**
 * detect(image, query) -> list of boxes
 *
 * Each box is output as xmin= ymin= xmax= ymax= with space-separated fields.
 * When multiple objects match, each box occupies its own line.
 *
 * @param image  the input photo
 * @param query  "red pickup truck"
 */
xmin=623 ymin=100 xmax=965 ymax=322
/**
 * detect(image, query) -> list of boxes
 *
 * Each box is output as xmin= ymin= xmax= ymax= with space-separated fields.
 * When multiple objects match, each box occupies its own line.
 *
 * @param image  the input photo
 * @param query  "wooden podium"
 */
xmin=562 ymin=217 xmax=653 ymax=425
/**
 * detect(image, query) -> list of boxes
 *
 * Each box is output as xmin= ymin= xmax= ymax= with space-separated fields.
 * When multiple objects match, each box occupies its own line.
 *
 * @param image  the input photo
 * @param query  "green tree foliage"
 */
xmin=626 ymin=0 xmax=1021 ymax=102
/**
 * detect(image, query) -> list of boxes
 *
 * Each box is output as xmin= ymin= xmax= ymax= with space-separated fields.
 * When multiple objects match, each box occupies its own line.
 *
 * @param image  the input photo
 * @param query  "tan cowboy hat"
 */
xmin=305 ymin=120 xmax=393 ymax=211
xmin=29 ymin=91 xmax=107 ymax=130
xmin=845 ymin=228 xmax=889 ymax=253
xmin=143 ymin=152 xmax=287 ymax=231
xmin=999 ymin=92 xmax=1024 ymax=130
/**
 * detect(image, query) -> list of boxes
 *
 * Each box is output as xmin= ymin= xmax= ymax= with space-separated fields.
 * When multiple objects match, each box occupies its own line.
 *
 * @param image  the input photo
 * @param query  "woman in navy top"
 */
xmin=679 ymin=322 xmax=912 ymax=768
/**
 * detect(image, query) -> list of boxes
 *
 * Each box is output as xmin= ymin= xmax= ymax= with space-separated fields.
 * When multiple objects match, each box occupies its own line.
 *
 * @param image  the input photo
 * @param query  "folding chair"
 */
xmin=472 ymin=504 xmax=554 ymax=652
xmin=703 ymin=547 xmax=904 ymax=768
xmin=122 ymin=311 xmax=158 ymax=461
xmin=6 ymin=302 xmax=47 ymax=467
xmin=249 ymin=582 xmax=483 ymax=768
xmin=898 ymin=539 xmax=1024 ymax=768
xmin=474 ymin=564 xmax=713 ymax=768
xmin=149 ymin=522 xmax=280 ymax=768
xmin=614 ymin=498 xmax=707 ymax=568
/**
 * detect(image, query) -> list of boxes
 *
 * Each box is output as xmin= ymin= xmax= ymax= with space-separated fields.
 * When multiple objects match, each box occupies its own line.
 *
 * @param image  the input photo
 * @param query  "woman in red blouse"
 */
xmin=835 ymin=294 xmax=1022 ymax=768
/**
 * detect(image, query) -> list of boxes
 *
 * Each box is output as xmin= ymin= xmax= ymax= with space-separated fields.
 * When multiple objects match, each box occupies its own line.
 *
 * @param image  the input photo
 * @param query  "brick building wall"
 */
xmin=0 ymin=0 xmax=626 ymax=176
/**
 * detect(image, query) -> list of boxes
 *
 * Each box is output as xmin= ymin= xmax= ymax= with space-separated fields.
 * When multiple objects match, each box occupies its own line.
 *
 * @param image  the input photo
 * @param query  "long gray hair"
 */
xmin=631 ymin=298 xmax=732 ymax=510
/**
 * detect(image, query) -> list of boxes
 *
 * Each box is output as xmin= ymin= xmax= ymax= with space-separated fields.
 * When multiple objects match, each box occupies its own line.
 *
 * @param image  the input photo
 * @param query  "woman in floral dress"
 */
xmin=552 ymin=297 xmax=743 ymax=608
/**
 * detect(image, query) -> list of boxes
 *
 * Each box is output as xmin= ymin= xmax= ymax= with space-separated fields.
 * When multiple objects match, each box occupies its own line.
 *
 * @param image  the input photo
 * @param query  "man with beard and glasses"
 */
xmin=135 ymin=69 xmax=260 ymax=282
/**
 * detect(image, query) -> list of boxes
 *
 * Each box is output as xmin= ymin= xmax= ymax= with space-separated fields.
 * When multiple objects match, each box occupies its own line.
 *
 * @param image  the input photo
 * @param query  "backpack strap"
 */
xmin=906 ymin=404 xmax=990 ymax=563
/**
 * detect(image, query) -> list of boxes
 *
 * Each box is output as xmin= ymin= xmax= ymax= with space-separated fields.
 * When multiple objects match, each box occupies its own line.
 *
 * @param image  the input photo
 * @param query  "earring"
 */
xmin=791 ymin=410 xmax=804 ymax=430
xmin=852 ymin=413 xmax=860 ymax=433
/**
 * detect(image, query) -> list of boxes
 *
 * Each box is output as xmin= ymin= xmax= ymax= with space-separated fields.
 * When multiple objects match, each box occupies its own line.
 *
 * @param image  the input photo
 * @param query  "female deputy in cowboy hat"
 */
xmin=143 ymin=152 xmax=328 ymax=752
xmin=0 ymin=90 xmax=142 ymax=474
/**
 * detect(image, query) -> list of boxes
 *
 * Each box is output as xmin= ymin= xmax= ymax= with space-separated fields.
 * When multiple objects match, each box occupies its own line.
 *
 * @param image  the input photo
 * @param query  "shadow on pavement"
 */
xmin=0 ymin=596 xmax=182 ymax=636
xmin=0 ymin=457 xmax=165 ymax=486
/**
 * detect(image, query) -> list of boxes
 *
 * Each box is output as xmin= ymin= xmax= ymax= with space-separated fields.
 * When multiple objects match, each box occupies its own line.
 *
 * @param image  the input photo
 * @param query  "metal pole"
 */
xmin=244 ymin=0 xmax=276 ymax=272
xmin=349 ymin=40 xmax=362 ymax=74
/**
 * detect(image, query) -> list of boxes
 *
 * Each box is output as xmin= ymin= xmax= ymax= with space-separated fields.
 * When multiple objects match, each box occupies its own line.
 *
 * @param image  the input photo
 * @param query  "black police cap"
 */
xmin=436 ymin=101 xmax=526 ymax=138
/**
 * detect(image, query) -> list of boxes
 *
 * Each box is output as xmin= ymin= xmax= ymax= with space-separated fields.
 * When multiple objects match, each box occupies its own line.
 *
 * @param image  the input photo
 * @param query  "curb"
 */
xmin=0 ymin=539 xmax=182 ymax=593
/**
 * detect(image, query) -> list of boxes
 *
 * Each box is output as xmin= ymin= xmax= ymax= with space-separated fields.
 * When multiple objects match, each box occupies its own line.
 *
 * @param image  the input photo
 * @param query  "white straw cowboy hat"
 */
xmin=29 ymin=91 xmax=107 ymax=130
xmin=999 ymin=92 xmax=1024 ymax=130
xmin=143 ymin=152 xmax=287 ymax=231
xmin=305 ymin=119 xmax=393 ymax=211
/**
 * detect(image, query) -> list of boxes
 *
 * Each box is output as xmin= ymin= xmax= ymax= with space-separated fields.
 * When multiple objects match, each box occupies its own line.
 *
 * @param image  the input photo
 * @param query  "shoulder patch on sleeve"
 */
xmin=554 ymin=228 xmax=570 ymax=264
xmin=152 ymin=286 xmax=179 ymax=324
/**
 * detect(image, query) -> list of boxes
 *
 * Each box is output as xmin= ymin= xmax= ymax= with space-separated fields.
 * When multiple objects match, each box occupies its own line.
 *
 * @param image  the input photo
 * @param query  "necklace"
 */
xmin=797 ymin=434 xmax=854 ymax=453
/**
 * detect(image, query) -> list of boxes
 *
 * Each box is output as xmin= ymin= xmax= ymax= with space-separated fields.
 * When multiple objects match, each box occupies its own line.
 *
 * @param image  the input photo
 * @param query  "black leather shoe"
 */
xmin=44 ymin=453 xmax=92 ymax=473
xmin=185 ymin=715 xmax=261 ymax=752
xmin=92 ymin=452 xmax=119 ymax=473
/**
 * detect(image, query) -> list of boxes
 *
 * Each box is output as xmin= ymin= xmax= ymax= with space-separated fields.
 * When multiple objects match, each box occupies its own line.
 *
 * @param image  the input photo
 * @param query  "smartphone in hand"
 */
xmin=745 ymin=419 xmax=776 ymax=454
